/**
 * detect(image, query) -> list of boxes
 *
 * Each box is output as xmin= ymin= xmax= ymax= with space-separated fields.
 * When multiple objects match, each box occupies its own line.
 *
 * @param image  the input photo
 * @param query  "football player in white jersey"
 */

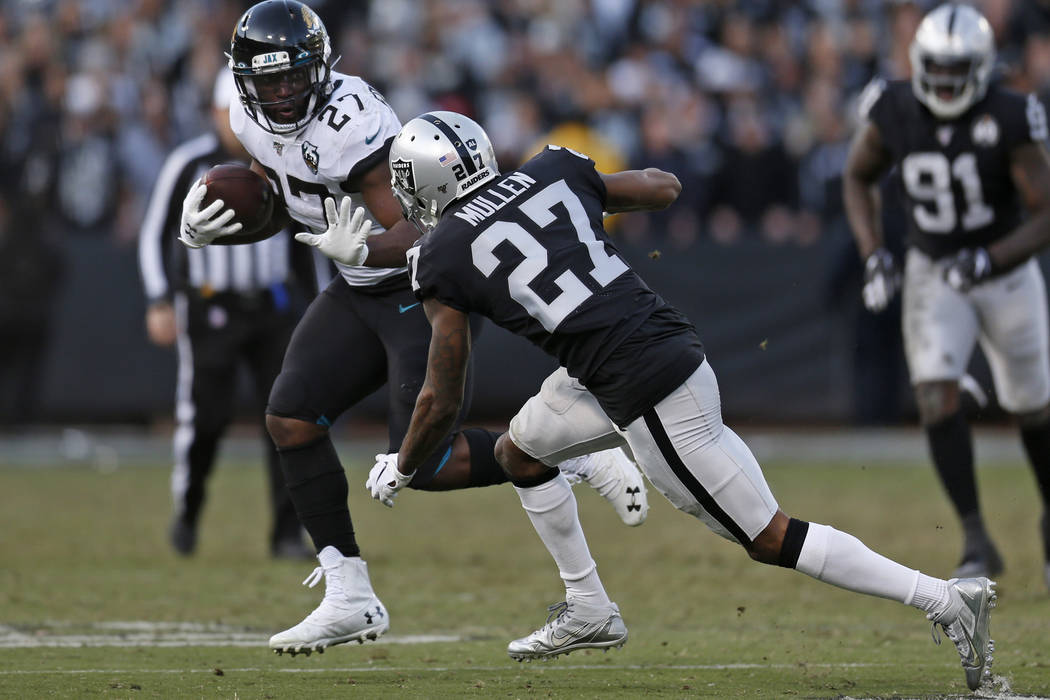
xmin=845 ymin=3 xmax=1050 ymax=588
xmin=176 ymin=0 xmax=649 ymax=657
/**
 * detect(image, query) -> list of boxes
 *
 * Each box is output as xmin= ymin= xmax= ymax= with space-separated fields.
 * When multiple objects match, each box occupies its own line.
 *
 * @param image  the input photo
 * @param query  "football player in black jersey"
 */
xmin=314 ymin=109 xmax=997 ymax=690
xmin=844 ymin=3 xmax=1050 ymax=588
xmin=177 ymin=0 xmax=648 ymax=658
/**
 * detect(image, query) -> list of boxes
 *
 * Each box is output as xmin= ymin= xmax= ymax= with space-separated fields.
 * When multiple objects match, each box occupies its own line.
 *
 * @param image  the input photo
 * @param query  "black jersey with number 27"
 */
xmin=408 ymin=145 xmax=704 ymax=427
xmin=865 ymin=79 xmax=1049 ymax=259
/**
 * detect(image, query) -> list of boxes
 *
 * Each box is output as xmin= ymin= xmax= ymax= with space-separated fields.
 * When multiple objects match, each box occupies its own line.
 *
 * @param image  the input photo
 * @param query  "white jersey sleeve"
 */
xmin=328 ymin=76 xmax=402 ymax=182
xmin=230 ymin=71 xmax=405 ymax=287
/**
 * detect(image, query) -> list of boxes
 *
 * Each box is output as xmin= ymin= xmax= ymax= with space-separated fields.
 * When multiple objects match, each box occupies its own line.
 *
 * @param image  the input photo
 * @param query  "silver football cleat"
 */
xmin=508 ymin=600 xmax=627 ymax=662
xmin=928 ymin=577 xmax=997 ymax=691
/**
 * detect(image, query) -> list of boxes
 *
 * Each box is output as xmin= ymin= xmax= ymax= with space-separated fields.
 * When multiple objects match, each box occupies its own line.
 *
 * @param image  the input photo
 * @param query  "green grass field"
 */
xmin=2 ymin=435 xmax=1049 ymax=698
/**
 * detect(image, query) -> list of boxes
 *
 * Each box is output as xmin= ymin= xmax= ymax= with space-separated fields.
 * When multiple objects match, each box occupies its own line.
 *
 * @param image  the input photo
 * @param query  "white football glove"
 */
xmin=179 ymin=179 xmax=242 ymax=249
xmin=365 ymin=453 xmax=415 ymax=508
xmin=294 ymin=196 xmax=372 ymax=266
xmin=861 ymin=248 xmax=900 ymax=312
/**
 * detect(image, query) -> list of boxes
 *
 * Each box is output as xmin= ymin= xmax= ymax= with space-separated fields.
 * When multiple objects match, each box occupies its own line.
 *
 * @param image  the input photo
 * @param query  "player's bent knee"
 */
xmin=747 ymin=511 xmax=793 ymax=566
xmin=494 ymin=433 xmax=549 ymax=483
xmin=915 ymin=381 xmax=959 ymax=425
xmin=1016 ymin=404 xmax=1050 ymax=428
xmin=266 ymin=413 xmax=325 ymax=449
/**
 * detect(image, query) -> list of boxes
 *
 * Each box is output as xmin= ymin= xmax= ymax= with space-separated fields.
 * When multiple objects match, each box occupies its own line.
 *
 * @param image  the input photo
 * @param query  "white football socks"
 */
xmin=514 ymin=472 xmax=612 ymax=609
xmin=795 ymin=522 xmax=950 ymax=614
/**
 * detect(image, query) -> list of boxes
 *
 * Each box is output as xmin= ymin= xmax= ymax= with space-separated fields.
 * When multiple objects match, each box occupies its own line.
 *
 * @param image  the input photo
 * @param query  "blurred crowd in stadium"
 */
xmin=0 ymin=0 xmax=1049 ymax=425
xmin=2 ymin=0 xmax=1049 ymax=249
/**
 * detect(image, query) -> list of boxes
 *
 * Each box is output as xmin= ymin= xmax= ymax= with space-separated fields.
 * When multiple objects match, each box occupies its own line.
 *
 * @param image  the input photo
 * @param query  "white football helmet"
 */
xmin=909 ymin=3 xmax=996 ymax=120
xmin=388 ymin=111 xmax=499 ymax=233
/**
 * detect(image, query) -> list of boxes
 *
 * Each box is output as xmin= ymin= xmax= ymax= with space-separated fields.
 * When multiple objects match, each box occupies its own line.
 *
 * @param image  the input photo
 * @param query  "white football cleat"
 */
xmin=559 ymin=448 xmax=648 ymax=526
xmin=269 ymin=546 xmax=388 ymax=656
xmin=928 ymin=577 xmax=997 ymax=691
xmin=508 ymin=599 xmax=627 ymax=661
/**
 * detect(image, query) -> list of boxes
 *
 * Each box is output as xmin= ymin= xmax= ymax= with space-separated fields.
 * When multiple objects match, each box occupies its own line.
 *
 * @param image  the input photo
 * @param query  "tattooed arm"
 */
xmin=395 ymin=298 xmax=472 ymax=476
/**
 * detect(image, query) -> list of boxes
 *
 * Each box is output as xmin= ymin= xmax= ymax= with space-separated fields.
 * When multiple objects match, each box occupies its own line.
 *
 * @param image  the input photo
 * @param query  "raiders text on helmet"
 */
xmin=388 ymin=112 xmax=499 ymax=233
xmin=228 ymin=0 xmax=333 ymax=135
xmin=909 ymin=3 xmax=996 ymax=120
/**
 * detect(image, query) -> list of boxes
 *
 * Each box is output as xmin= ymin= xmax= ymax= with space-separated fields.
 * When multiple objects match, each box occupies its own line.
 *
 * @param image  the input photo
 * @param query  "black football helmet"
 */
xmin=228 ymin=0 xmax=333 ymax=135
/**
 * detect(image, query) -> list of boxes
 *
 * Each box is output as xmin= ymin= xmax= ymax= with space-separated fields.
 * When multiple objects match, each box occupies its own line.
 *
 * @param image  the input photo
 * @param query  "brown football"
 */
xmin=201 ymin=163 xmax=274 ymax=237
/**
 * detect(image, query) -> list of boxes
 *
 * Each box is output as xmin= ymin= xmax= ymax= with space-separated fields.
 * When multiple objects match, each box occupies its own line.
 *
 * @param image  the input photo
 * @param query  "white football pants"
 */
xmin=509 ymin=360 xmax=779 ymax=544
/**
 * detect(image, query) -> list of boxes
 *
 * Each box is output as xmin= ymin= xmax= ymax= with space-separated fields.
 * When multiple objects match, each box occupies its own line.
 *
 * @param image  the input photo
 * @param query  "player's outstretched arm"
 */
xmin=987 ymin=142 xmax=1050 ymax=267
xmin=600 ymin=168 xmax=682 ymax=213
xmin=842 ymin=121 xmax=893 ymax=260
xmin=396 ymin=299 xmax=472 ymax=477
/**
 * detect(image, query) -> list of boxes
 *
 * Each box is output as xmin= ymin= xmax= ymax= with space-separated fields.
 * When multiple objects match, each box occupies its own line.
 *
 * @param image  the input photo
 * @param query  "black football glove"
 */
xmin=943 ymin=247 xmax=993 ymax=293
xmin=862 ymin=248 xmax=900 ymax=312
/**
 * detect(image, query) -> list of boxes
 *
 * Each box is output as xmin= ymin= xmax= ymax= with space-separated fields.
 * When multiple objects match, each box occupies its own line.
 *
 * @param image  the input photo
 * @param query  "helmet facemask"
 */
xmin=234 ymin=59 xmax=329 ymax=135
xmin=392 ymin=184 xmax=440 ymax=235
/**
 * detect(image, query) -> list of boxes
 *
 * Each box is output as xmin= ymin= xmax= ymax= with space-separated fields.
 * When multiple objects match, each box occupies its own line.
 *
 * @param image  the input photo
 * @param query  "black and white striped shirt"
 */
xmin=138 ymin=132 xmax=329 ymax=304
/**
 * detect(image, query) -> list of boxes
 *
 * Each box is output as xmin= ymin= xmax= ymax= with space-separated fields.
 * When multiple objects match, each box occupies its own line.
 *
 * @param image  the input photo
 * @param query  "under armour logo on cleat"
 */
xmin=364 ymin=606 xmax=385 ymax=624
xmin=626 ymin=486 xmax=641 ymax=511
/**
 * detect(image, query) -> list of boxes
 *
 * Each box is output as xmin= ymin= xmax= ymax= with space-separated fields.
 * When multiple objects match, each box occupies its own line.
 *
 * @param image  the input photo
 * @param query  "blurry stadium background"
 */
xmin=2 ymin=0 xmax=1050 ymax=430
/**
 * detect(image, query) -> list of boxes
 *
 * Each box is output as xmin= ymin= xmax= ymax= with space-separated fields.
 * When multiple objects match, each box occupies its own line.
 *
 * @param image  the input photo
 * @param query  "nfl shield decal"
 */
xmin=971 ymin=114 xmax=999 ymax=147
xmin=936 ymin=125 xmax=953 ymax=146
xmin=391 ymin=158 xmax=416 ymax=194
xmin=302 ymin=141 xmax=319 ymax=173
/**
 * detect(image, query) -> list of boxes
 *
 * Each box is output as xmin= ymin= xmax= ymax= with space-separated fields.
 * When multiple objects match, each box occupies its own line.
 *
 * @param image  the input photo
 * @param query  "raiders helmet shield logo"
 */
xmin=302 ymin=141 xmax=319 ymax=173
xmin=391 ymin=158 xmax=416 ymax=194
xmin=971 ymin=114 xmax=999 ymax=147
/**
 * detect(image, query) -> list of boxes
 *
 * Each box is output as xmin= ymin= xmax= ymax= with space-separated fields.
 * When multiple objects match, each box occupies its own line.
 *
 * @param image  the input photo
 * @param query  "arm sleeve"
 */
xmin=412 ymin=239 xmax=473 ymax=313
xmin=859 ymin=78 xmax=892 ymax=132
xmin=336 ymin=82 xmax=402 ymax=192
xmin=1011 ymin=93 xmax=1050 ymax=149
xmin=541 ymin=145 xmax=607 ymax=207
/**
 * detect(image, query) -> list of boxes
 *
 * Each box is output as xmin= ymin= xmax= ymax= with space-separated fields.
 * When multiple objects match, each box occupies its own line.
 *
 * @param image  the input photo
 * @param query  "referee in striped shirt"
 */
xmin=138 ymin=70 xmax=327 ymax=559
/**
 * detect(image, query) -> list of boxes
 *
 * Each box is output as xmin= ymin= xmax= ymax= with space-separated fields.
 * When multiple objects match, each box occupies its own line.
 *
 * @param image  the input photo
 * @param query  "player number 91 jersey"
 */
xmin=862 ymin=79 xmax=1049 ymax=259
xmin=230 ymin=71 xmax=404 ymax=286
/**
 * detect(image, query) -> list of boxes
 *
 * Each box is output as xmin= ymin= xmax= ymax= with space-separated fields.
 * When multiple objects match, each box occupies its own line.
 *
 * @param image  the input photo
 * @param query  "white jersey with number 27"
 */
xmin=231 ymin=70 xmax=404 ymax=286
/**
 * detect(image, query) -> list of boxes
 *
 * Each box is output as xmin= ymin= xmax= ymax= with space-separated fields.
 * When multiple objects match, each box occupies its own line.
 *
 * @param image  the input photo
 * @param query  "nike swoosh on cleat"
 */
xmin=550 ymin=622 xmax=592 ymax=647
xmin=399 ymin=302 xmax=420 ymax=313
xmin=365 ymin=127 xmax=382 ymax=145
